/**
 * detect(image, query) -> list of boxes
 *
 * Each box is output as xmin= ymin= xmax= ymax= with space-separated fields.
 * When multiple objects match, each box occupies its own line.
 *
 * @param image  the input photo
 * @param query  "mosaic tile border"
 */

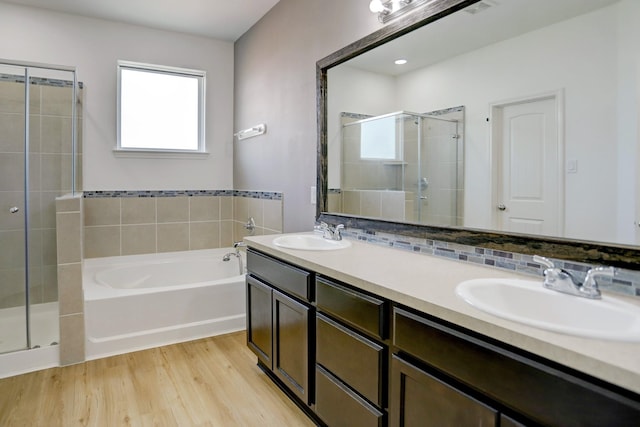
xmin=424 ymin=105 xmax=464 ymax=116
xmin=340 ymin=112 xmax=372 ymax=120
xmin=0 ymin=73 xmax=84 ymax=89
xmin=341 ymin=228 xmax=640 ymax=298
xmin=82 ymin=190 xmax=282 ymax=200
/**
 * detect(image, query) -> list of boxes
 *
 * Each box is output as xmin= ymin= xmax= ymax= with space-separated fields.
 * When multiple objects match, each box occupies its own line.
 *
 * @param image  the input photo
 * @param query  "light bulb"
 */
xmin=369 ymin=0 xmax=385 ymax=13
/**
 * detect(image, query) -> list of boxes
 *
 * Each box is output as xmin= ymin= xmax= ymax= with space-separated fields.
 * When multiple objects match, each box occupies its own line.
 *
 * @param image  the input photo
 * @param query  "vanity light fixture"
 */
xmin=369 ymin=0 xmax=436 ymax=23
xmin=234 ymin=123 xmax=266 ymax=141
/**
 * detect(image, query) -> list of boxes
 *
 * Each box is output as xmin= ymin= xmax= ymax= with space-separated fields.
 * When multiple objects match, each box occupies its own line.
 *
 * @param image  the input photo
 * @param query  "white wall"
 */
xmin=615 ymin=0 xmax=640 ymax=245
xmin=234 ymin=0 xmax=381 ymax=232
xmin=0 ymin=2 xmax=234 ymax=191
xmin=327 ymin=66 xmax=397 ymax=188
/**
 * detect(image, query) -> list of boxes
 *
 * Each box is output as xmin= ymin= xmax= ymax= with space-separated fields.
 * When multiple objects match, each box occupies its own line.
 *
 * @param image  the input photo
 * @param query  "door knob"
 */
xmin=497 ymin=204 xmax=506 ymax=211
xmin=9 ymin=207 xmax=19 ymax=213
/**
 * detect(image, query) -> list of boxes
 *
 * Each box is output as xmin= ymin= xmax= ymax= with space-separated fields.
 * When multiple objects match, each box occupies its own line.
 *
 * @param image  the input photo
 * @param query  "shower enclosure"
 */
xmin=340 ymin=110 xmax=463 ymax=226
xmin=0 ymin=60 xmax=80 ymax=355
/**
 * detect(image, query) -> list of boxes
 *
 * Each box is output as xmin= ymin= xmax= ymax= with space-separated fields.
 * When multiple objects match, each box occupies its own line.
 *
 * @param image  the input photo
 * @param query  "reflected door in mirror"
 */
xmin=493 ymin=94 xmax=561 ymax=237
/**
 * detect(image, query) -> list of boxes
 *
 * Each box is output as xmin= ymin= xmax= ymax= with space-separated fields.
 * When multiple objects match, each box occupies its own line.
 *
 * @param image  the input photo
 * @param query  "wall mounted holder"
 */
xmin=235 ymin=124 xmax=266 ymax=141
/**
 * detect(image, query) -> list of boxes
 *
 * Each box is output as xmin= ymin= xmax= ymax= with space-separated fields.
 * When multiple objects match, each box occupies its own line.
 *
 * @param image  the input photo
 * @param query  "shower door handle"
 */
xmin=9 ymin=207 xmax=19 ymax=213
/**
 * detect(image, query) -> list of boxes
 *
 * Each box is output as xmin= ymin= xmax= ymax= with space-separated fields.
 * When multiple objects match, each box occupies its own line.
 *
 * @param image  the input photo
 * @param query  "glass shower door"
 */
xmin=0 ymin=64 xmax=29 ymax=353
xmin=0 ymin=61 xmax=76 ymax=354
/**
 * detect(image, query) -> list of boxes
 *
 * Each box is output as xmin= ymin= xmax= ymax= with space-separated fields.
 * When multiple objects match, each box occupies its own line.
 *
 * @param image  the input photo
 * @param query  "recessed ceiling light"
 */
xmin=464 ymin=0 xmax=498 ymax=15
xmin=395 ymin=59 xmax=408 ymax=65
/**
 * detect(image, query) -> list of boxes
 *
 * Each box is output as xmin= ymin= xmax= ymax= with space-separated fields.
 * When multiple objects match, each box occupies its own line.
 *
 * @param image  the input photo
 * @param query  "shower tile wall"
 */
xmin=83 ymin=193 xmax=283 ymax=258
xmin=0 ymin=78 xmax=82 ymax=310
xmin=421 ymin=109 xmax=464 ymax=226
xmin=341 ymin=189 xmax=408 ymax=220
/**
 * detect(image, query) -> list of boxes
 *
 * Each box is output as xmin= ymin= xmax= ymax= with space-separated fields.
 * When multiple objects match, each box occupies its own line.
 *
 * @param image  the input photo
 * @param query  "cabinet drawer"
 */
xmin=316 ymin=276 xmax=386 ymax=339
xmin=393 ymin=307 xmax=640 ymax=427
xmin=316 ymin=365 xmax=384 ymax=427
xmin=247 ymin=249 xmax=311 ymax=301
xmin=316 ymin=313 xmax=384 ymax=407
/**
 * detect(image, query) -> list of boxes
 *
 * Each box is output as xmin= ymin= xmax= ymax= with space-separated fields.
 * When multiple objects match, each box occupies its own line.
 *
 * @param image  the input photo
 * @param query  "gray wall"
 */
xmin=234 ymin=0 xmax=381 ymax=232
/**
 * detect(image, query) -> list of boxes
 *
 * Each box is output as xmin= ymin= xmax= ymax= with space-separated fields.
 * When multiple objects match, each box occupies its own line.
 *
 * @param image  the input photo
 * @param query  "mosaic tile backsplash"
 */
xmin=341 ymin=228 xmax=640 ymax=298
xmin=83 ymin=190 xmax=282 ymax=200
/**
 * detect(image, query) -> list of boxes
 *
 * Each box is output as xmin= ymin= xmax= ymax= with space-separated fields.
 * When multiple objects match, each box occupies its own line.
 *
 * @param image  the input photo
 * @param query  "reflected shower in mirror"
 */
xmin=322 ymin=0 xmax=640 ymax=247
xmin=330 ymin=107 xmax=464 ymax=227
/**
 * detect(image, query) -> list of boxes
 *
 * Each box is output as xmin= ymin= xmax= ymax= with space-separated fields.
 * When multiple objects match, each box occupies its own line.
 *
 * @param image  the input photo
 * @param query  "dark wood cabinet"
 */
xmin=246 ymin=275 xmax=273 ymax=368
xmin=391 ymin=306 xmax=640 ymax=427
xmin=315 ymin=276 xmax=389 ymax=426
xmin=272 ymin=289 xmax=311 ymax=404
xmin=390 ymin=355 xmax=498 ymax=427
xmin=246 ymin=247 xmax=640 ymax=427
xmin=246 ymin=249 xmax=314 ymax=407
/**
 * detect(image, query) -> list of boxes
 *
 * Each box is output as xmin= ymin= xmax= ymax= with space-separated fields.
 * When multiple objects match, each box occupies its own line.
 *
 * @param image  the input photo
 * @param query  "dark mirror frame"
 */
xmin=316 ymin=0 xmax=640 ymax=269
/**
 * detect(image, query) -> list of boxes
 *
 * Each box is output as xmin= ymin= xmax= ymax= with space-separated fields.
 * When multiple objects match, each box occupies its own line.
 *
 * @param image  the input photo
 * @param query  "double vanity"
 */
xmin=244 ymin=233 xmax=640 ymax=426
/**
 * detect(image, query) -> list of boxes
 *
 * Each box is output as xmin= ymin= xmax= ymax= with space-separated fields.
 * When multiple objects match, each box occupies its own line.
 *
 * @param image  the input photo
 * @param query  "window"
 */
xmin=117 ymin=61 xmax=206 ymax=153
xmin=360 ymin=115 xmax=401 ymax=160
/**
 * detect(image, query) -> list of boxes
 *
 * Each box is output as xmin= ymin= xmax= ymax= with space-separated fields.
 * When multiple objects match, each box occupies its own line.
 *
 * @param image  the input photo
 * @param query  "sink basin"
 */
xmin=272 ymin=234 xmax=352 ymax=251
xmin=455 ymin=278 xmax=640 ymax=341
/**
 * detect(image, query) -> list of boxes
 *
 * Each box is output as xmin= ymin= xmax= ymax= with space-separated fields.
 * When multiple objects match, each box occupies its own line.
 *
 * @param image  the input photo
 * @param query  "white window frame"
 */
xmin=116 ymin=60 xmax=207 ymax=156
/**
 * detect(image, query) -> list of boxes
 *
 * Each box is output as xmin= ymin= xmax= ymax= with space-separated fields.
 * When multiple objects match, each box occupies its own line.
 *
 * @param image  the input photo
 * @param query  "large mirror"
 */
xmin=319 ymin=0 xmax=640 ymax=252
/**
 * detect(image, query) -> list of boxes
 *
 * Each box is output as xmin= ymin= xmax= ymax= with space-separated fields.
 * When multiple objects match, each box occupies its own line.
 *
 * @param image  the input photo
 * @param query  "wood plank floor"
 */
xmin=0 ymin=331 xmax=315 ymax=426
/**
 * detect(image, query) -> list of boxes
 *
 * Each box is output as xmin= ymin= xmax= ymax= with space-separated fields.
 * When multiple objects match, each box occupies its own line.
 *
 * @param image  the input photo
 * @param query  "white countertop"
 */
xmin=245 ymin=233 xmax=640 ymax=395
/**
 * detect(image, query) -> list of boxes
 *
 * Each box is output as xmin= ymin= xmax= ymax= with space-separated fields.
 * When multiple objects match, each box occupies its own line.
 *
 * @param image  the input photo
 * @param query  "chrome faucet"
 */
xmin=222 ymin=241 xmax=246 ymax=275
xmin=533 ymin=255 xmax=614 ymax=299
xmin=314 ymin=222 xmax=345 ymax=241
xmin=581 ymin=266 xmax=616 ymax=299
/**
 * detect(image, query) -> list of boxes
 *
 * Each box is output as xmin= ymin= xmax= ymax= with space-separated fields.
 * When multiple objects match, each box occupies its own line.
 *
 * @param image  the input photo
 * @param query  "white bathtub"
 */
xmin=83 ymin=248 xmax=246 ymax=360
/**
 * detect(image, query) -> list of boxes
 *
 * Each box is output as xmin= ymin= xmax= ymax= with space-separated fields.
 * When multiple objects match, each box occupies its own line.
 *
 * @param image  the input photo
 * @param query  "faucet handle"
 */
xmin=581 ymin=266 xmax=615 ymax=299
xmin=533 ymin=255 xmax=556 ymax=270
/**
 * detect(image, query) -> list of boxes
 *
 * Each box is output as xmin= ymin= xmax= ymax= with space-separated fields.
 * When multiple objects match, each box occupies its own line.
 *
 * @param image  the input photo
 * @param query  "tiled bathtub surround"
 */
xmin=341 ymin=228 xmax=640 ymax=298
xmin=82 ymin=190 xmax=283 ymax=258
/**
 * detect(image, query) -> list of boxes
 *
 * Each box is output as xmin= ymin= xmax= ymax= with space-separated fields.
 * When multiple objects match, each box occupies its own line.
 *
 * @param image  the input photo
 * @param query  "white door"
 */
xmin=494 ymin=96 xmax=561 ymax=236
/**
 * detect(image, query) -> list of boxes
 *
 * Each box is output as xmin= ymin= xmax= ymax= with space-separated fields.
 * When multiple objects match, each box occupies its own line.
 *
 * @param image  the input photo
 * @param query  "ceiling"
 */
xmin=1 ymin=0 xmax=280 ymax=41
xmin=347 ymin=0 xmax=619 ymax=76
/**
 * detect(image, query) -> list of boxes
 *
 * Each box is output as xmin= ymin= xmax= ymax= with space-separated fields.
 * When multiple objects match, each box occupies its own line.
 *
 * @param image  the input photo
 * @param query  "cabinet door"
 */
xmin=246 ymin=275 xmax=273 ymax=368
xmin=273 ymin=289 xmax=311 ymax=405
xmin=390 ymin=355 xmax=498 ymax=427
